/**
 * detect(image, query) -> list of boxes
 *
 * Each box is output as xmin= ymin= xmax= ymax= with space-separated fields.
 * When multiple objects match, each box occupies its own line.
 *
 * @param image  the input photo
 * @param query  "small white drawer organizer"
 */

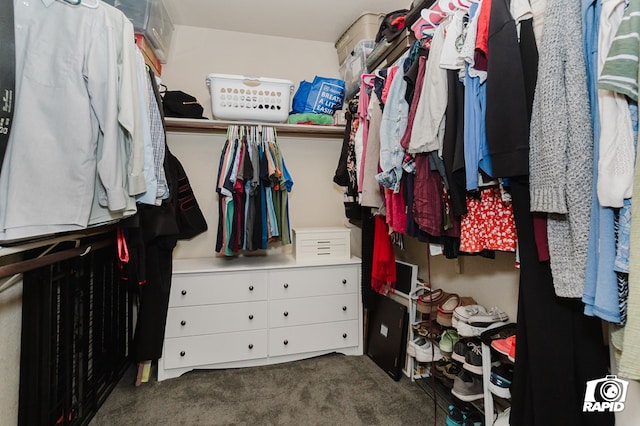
xmin=158 ymin=254 xmax=362 ymax=381
xmin=292 ymin=227 xmax=351 ymax=261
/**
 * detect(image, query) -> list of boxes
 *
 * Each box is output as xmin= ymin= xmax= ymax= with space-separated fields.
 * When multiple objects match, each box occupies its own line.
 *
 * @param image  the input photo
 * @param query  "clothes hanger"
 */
xmin=420 ymin=7 xmax=446 ymax=28
xmin=59 ymin=0 xmax=82 ymax=5
xmin=437 ymin=0 xmax=457 ymax=14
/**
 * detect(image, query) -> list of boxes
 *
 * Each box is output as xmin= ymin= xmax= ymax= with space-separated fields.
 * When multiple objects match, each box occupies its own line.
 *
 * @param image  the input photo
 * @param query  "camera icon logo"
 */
xmin=583 ymin=375 xmax=629 ymax=412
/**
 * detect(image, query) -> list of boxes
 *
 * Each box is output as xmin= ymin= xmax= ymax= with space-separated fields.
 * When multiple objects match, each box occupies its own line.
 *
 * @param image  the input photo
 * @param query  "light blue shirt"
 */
xmin=582 ymin=0 xmax=621 ymax=323
xmin=0 ymin=0 xmax=126 ymax=241
xmin=376 ymin=59 xmax=409 ymax=193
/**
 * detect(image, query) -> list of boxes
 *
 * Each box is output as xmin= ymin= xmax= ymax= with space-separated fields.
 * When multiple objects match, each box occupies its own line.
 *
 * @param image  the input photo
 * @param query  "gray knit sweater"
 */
xmin=529 ymin=0 xmax=594 ymax=298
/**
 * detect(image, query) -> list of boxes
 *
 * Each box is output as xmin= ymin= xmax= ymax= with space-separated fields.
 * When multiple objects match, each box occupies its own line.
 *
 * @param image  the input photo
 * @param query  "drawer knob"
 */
xmin=181 ymin=290 xmax=187 ymax=296
xmin=342 ymin=333 xmax=348 ymax=339
xmin=249 ymin=314 xmax=254 ymax=320
xmin=284 ymin=283 xmax=289 ymax=289
xmin=284 ymin=311 xmax=289 ymax=317
xmin=342 ymin=279 xmax=347 ymax=285
xmin=283 ymin=339 xmax=289 ymax=345
xmin=342 ymin=306 xmax=347 ymax=311
xmin=248 ymin=344 xmax=254 ymax=350
xmin=249 ymin=285 xmax=254 ymax=291
xmin=180 ymin=351 xmax=186 ymax=357
xmin=180 ymin=320 xmax=186 ymax=326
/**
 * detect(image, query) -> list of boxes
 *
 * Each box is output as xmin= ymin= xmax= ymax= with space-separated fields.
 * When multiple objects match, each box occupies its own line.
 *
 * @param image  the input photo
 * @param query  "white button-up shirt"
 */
xmin=0 ymin=0 xmax=125 ymax=241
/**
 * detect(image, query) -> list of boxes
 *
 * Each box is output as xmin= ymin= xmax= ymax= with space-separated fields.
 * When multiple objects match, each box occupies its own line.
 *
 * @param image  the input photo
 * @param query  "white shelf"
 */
xmin=164 ymin=117 xmax=345 ymax=137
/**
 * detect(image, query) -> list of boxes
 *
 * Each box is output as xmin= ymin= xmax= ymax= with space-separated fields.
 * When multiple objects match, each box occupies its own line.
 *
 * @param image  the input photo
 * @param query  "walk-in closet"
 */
xmin=0 ymin=0 xmax=639 ymax=425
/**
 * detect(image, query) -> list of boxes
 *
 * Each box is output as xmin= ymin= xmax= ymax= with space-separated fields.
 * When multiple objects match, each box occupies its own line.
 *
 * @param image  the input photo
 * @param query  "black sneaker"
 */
xmin=463 ymin=340 xmax=500 ymax=375
xmin=489 ymin=364 xmax=514 ymax=399
xmin=452 ymin=340 xmax=467 ymax=363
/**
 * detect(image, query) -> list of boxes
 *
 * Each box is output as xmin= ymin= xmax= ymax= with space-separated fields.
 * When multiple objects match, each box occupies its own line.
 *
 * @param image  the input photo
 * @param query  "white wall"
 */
xmin=161 ymin=25 xmax=343 ymax=120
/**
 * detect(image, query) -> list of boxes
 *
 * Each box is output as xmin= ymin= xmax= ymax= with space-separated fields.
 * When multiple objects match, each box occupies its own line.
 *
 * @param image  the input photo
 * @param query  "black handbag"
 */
xmin=162 ymin=90 xmax=207 ymax=119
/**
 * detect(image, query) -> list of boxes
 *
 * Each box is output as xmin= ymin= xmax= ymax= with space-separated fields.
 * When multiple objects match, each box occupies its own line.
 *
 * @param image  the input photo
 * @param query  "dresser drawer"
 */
xmin=170 ymin=272 xmax=267 ymax=307
xmin=165 ymin=301 xmax=268 ymax=338
xmin=295 ymin=243 xmax=350 ymax=260
xmin=269 ymin=294 xmax=359 ymax=328
xmin=269 ymin=265 xmax=358 ymax=299
xmin=269 ymin=320 xmax=359 ymax=357
xmin=163 ymin=330 xmax=268 ymax=369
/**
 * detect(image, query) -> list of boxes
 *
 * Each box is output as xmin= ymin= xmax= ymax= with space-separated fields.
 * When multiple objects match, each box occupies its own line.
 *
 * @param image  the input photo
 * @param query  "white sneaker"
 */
xmin=415 ymin=339 xmax=443 ymax=363
xmin=457 ymin=320 xmax=508 ymax=338
xmin=468 ymin=306 xmax=509 ymax=326
xmin=407 ymin=337 xmax=427 ymax=358
xmin=452 ymin=304 xmax=488 ymax=328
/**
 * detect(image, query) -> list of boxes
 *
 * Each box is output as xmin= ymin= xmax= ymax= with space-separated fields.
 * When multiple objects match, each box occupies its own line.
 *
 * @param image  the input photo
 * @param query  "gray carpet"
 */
xmin=90 ymin=353 xmax=446 ymax=425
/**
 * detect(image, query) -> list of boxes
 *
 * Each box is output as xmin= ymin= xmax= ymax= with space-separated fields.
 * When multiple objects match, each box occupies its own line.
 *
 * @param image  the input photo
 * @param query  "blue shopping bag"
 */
xmin=291 ymin=76 xmax=346 ymax=115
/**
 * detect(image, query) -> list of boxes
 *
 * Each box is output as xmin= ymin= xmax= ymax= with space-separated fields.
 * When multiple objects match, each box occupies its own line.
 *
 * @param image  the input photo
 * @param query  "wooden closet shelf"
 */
xmin=164 ymin=117 xmax=346 ymax=137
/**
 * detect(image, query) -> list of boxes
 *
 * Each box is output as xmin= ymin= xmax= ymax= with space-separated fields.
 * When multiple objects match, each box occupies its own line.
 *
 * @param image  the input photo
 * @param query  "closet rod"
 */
xmin=0 ymin=237 xmax=113 ymax=280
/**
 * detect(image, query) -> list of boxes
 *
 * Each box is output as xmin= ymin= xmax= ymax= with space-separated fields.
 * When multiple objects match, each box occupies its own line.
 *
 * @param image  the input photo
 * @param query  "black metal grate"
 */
xmin=18 ymin=238 xmax=132 ymax=426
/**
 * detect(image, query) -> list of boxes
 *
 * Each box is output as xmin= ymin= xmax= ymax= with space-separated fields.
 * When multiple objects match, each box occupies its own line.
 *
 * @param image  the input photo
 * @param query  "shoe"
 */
xmin=452 ymin=339 xmax=470 ymax=363
xmin=442 ymin=361 xmax=462 ymax=380
xmin=489 ymin=364 xmax=513 ymax=399
xmin=446 ymin=405 xmax=464 ymax=426
xmin=462 ymin=410 xmax=484 ymax=426
xmin=491 ymin=335 xmax=516 ymax=362
xmin=416 ymin=288 xmax=446 ymax=314
xmin=439 ymin=329 xmax=460 ymax=356
xmin=479 ymin=322 xmax=516 ymax=346
xmin=415 ymin=338 xmax=443 ymax=363
xmin=452 ymin=305 xmax=488 ymax=328
xmin=407 ymin=336 xmax=427 ymax=358
xmin=463 ymin=340 xmax=501 ymax=375
xmin=437 ymin=293 xmax=461 ymax=327
xmin=508 ymin=335 xmax=516 ymax=362
xmin=457 ymin=320 xmax=508 ymax=338
xmin=451 ymin=370 xmax=484 ymax=402
xmin=468 ymin=306 xmax=509 ymax=326
xmin=494 ymin=407 xmax=511 ymax=426
xmin=417 ymin=321 xmax=443 ymax=340
xmin=435 ymin=358 xmax=450 ymax=372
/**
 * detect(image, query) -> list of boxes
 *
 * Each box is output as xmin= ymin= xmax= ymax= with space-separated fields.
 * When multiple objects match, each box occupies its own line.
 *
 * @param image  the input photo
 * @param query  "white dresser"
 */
xmin=157 ymin=255 xmax=363 ymax=381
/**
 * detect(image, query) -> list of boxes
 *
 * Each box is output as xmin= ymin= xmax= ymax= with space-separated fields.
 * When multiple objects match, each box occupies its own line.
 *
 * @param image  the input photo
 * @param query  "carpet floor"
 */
xmin=90 ymin=353 xmax=446 ymax=425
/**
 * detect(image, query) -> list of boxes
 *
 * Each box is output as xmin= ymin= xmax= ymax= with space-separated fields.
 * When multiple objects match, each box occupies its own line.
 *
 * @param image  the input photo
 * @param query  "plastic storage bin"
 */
xmin=206 ymin=74 xmax=294 ymax=123
xmin=104 ymin=0 xmax=174 ymax=63
xmin=335 ymin=12 xmax=384 ymax=64
xmin=339 ymin=40 xmax=375 ymax=99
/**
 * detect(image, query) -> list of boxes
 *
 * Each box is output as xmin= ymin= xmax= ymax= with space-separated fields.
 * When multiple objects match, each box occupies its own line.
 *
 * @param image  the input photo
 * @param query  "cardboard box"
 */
xmin=135 ymin=33 xmax=162 ymax=76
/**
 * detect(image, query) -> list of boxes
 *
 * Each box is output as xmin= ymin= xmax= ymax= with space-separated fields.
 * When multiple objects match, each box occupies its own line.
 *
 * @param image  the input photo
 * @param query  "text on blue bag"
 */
xmin=307 ymin=80 xmax=345 ymax=114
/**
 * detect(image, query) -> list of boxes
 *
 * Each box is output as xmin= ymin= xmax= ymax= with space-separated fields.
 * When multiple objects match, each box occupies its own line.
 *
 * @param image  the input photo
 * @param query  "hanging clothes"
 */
xmin=215 ymin=125 xmax=293 ymax=256
xmin=529 ymin=0 xmax=594 ymax=299
xmin=459 ymin=186 xmax=517 ymax=254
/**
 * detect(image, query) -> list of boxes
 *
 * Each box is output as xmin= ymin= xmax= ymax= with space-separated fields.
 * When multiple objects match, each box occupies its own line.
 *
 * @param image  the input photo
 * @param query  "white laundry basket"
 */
xmin=206 ymin=73 xmax=294 ymax=123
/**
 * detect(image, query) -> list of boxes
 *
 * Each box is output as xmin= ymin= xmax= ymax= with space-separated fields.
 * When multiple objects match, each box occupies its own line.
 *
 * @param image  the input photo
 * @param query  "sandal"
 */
xmin=417 ymin=321 xmax=443 ymax=339
xmin=436 ymin=293 xmax=461 ymax=327
xmin=416 ymin=288 xmax=446 ymax=314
